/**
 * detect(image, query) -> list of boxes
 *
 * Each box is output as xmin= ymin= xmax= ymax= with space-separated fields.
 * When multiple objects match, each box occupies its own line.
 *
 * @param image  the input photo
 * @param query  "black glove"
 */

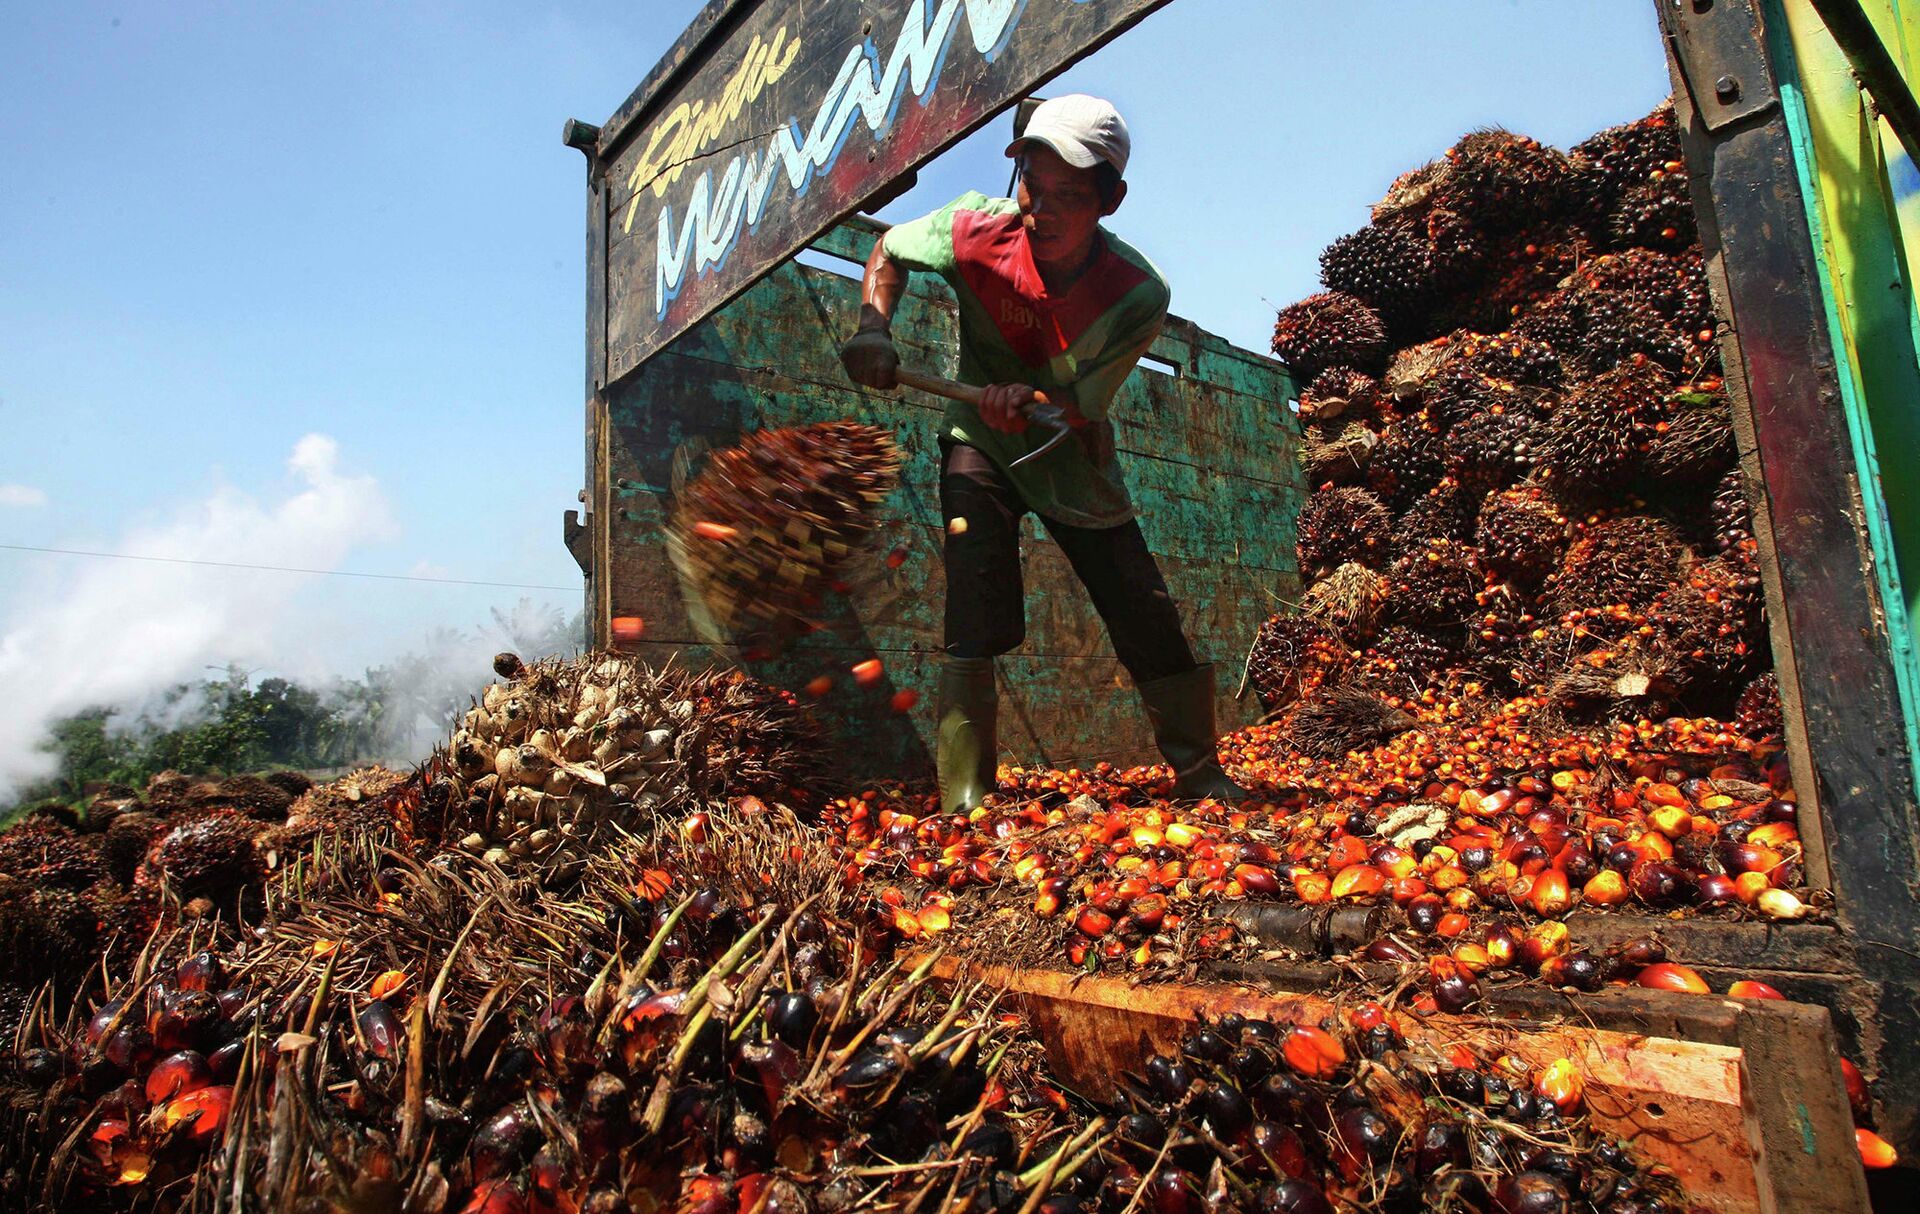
xmin=840 ymin=324 xmax=899 ymax=390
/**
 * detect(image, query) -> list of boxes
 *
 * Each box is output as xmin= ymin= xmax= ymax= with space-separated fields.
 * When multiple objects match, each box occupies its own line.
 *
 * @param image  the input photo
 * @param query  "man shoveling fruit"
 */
xmin=840 ymin=94 xmax=1252 ymax=812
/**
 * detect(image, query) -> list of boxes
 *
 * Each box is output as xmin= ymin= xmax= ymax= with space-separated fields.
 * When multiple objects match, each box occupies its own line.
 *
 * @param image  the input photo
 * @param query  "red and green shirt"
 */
xmin=881 ymin=191 xmax=1170 ymax=528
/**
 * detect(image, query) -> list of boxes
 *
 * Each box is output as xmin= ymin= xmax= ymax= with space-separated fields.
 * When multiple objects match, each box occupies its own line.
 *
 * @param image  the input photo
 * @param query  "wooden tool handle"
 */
xmin=894 ymin=367 xmax=1054 ymax=410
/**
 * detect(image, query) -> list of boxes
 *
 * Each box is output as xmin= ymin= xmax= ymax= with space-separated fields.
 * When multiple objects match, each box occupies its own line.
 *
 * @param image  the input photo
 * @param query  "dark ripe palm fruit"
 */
xmin=1300 ymin=418 xmax=1380 ymax=488
xmin=1285 ymin=688 xmax=1416 ymax=760
xmin=1545 ymin=515 xmax=1686 ymax=619
xmin=1367 ymin=412 xmax=1447 ymax=509
xmin=837 ymin=1045 xmax=900 ymax=1096
xmin=1298 ymin=367 xmax=1382 ymax=424
xmin=1444 ymin=409 xmax=1539 ymax=495
xmin=1252 ymin=1070 xmax=1309 ymax=1118
xmin=1296 ymin=487 xmax=1391 ymax=576
xmin=1431 ymin=961 xmax=1480 ymax=1014
xmin=1735 ymin=672 xmax=1783 ymax=741
xmin=1148 ymin=1168 xmax=1198 ymax=1214
xmin=1495 ymin=1170 xmax=1572 ymax=1214
xmin=1318 ymin=224 xmax=1439 ymax=339
xmin=1197 ymin=1079 xmax=1255 ymax=1138
xmin=152 ymin=990 xmax=221 ymax=1053
xmin=1365 ymin=935 xmax=1421 ymax=963
xmin=145 ymin=1049 xmax=212 ymax=1103
xmin=1441 ymin=128 xmax=1577 ymax=227
xmin=1561 ymin=951 xmax=1605 ymax=991
xmin=1118 ymin=1111 xmax=1167 ymax=1161
xmin=1643 ymin=386 xmax=1735 ymax=486
xmin=1258 ymin=1179 xmax=1335 ymax=1214
xmin=1439 ymin=1066 xmax=1485 ymax=1104
xmin=1181 ymin=1028 xmax=1232 ymax=1065
xmin=1417 ymin=1121 xmax=1469 ymax=1173
xmin=1332 ymin=1105 xmax=1396 ymax=1180
xmin=471 ymin=1107 xmax=544 ymax=1180
xmin=1248 ymin=615 xmax=1353 ymax=714
xmin=1407 ymin=893 xmax=1446 ymax=934
xmin=1390 ymin=481 xmax=1476 ymax=559
xmin=1630 ymin=860 xmax=1687 ymax=906
xmin=358 ymin=999 xmax=403 ymax=1060
xmin=1271 ymin=292 xmax=1391 ymax=378
xmin=1387 ymin=538 xmax=1481 ymax=628
xmin=1247 ymin=1122 xmax=1313 ymax=1181
xmin=175 ymin=951 xmax=224 ymax=993
xmin=1143 ymin=1054 xmax=1197 ymax=1103
xmin=1609 ymin=169 xmax=1696 ymax=253
xmin=1228 ymin=1043 xmax=1275 ymax=1084
xmin=19 ymin=1046 xmax=63 ymax=1088
xmin=669 ymin=421 xmax=902 ymax=641
xmin=1477 ymin=485 xmax=1569 ymax=585
xmin=144 ymin=810 xmax=264 ymax=901
xmin=767 ymin=990 xmax=816 ymax=1047
xmin=1300 ymin=563 xmax=1389 ymax=645
xmin=208 ymin=1039 xmax=246 ymax=1083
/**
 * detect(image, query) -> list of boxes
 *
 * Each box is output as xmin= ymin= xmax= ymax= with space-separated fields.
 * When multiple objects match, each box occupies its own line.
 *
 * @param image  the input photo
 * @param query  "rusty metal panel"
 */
xmin=595 ymin=0 xmax=1175 ymax=381
xmin=599 ymin=220 xmax=1300 ymax=781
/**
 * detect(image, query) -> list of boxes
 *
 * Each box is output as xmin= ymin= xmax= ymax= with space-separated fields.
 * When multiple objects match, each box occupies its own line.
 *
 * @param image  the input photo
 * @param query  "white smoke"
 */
xmin=0 ymin=434 xmax=398 ymax=798
xmin=0 ymin=485 xmax=48 ymax=508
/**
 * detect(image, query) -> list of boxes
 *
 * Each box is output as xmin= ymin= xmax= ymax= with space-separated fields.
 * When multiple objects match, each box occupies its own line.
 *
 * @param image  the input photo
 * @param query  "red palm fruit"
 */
xmin=1526 ymin=869 xmax=1573 ymax=917
xmin=1131 ymin=894 xmax=1169 ymax=932
xmin=1066 ymin=936 xmax=1093 ymax=967
xmin=462 ymin=1179 xmax=529 ymax=1214
xmin=1034 ymin=878 xmax=1067 ymax=917
xmin=1582 ymin=869 xmax=1629 ymax=906
xmin=1636 ymin=962 xmax=1711 ymax=993
xmin=162 ymin=1084 xmax=234 ymax=1142
xmin=1840 ymin=1058 xmax=1872 ymax=1121
xmin=1247 ymin=1122 xmax=1314 ymax=1181
xmin=1331 ymin=864 xmax=1385 ymax=899
xmin=1534 ymin=1058 xmax=1584 ymax=1111
xmin=1429 ymin=957 xmax=1479 ymax=1014
xmin=1484 ymin=923 xmax=1519 ymax=969
xmin=1519 ymin=922 xmax=1569 ymax=972
xmin=1235 ymin=864 xmax=1281 ymax=895
xmin=146 ymin=1050 xmax=213 ymax=1103
xmin=1451 ymin=944 xmax=1492 ymax=976
xmin=1281 ymin=1025 xmax=1346 ymax=1079
xmin=1365 ymin=936 xmax=1421 ymax=963
xmin=1696 ymin=873 xmax=1737 ymax=904
xmin=1293 ymin=871 xmax=1332 ymax=904
xmin=1075 ymin=907 xmax=1115 ymax=939
xmin=1726 ymin=980 xmax=1784 ymax=1000
xmin=1747 ymin=821 xmax=1799 ymax=851
xmin=1370 ymin=846 xmax=1415 ymax=880
xmin=1435 ymin=911 xmax=1471 ymax=938
xmin=619 ymin=989 xmax=687 ymax=1071
xmin=1857 ymin=1128 xmax=1898 ymax=1169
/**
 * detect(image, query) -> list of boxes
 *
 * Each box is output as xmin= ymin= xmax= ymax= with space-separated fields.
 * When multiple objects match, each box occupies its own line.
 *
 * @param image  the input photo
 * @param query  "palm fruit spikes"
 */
xmin=1295 ymin=487 xmax=1391 ymax=576
xmin=1246 ymin=615 xmax=1352 ymax=714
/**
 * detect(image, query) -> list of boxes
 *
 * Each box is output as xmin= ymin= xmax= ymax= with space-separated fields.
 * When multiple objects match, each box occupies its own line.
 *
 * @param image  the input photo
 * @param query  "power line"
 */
xmin=0 ymin=543 xmax=580 ymax=593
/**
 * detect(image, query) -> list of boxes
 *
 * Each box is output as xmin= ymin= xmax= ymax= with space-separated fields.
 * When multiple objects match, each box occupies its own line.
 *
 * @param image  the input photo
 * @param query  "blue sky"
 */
xmin=0 ymin=1 xmax=1672 ymax=781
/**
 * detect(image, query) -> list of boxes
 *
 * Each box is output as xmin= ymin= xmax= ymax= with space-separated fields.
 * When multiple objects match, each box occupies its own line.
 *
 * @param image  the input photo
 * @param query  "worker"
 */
xmin=839 ymin=93 xmax=1253 ymax=812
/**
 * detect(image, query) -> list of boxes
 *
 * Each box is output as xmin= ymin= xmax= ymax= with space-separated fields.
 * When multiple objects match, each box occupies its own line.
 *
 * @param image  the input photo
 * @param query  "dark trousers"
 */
xmin=938 ymin=439 xmax=1196 ymax=684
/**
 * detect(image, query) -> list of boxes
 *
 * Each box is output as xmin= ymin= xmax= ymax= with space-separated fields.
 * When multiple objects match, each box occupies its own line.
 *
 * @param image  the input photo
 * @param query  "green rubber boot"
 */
xmin=937 ymin=656 xmax=999 ymax=814
xmin=1135 ymin=662 xmax=1254 ymax=802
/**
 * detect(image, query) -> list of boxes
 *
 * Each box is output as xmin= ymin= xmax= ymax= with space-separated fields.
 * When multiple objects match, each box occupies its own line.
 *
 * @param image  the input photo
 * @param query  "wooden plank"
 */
xmin=599 ymin=0 xmax=1178 ymax=378
xmin=1663 ymin=11 xmax=1920 ymax=1153
xmin=924 ymin=957 xmax=1873 ymax=1214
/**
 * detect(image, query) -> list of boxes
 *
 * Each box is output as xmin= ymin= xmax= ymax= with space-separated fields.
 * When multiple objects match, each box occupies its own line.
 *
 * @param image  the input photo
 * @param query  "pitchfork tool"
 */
xmin=893 ymin=368 xmax=1074 ymax=468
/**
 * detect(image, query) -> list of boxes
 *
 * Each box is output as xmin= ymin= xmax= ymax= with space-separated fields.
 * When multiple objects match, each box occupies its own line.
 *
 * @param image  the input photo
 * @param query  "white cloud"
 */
xmin=0 ymin=434 xmax=398 ymax=798
xmin=0 ymin=484 xmax=47 ymax=508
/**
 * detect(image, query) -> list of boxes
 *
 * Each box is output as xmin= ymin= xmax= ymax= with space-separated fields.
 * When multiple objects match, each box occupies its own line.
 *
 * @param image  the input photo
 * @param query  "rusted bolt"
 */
xmin=1716 ymin=75 xmax=1741 ymax=102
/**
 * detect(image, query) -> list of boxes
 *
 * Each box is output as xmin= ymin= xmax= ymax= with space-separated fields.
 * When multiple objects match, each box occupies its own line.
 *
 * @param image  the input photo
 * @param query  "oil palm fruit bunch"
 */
xmin=1572 ymin=99 xmax=1683 ymax=218
xmin=137 ymin=810 xmax=265 ymax=905
xmin=1299 ymin=418 xmax=1378 ymax=487
xmin=1609 ymin=168 xmax=1697 ymax=253
xmin=1711 ymin=468 xmax=1758 ymax=561
xmin=1648 ymin=557 xmax=1767 ymax=691
xmin=668 ymin=420 xmax=901 ymax=646
xmin=442 ymin=653 xmax=820 ymax=852
xmin=1318 ymin=224 xmax=1440 ymax=340
xmin=1301 ymin=562 xmax=1389 ymax=645
xmin=1387 ymin=538 xmax=1482 ymax=629
xmin=1443 ymin=406 xmax=1540 ymax=496
xmin=1439 ymin=128 xmax=1579 ymax=228
xmin=1735 ymin=672 xmax=1783 ymax=741
xmin=1389 ymin=480 xmax=1476 ymax=558
xmin=1367 ymin=625 xmax=1461 ymax=689
xmin=1447 ymin=329 xmax=1564 ymax=388
xmin=1247 ymin=615 xmax=1353 ymax=714
xmin=1516 ymin=287 xmax=1689 ymax=376
xmin=1447 ymin=224 xmax=1592 ymax=332
xmin=1295 ymin=487 xmax=1391 ymax=576
xmin=1642 ymin=380 xmax=1735 ymax=487
xmin=1570 ymin=247 xmax=1714 ymax=340
xmin=1477 ymin=484 xmax=1571 ymax=587
xmin=1271 ymin=291 xmax=1390 ymax=378
xmin=1286 ymin=687 xmax=1417 ymax=759
xmin=1545 ymin=515 xmax=1688 ymax=620
xmin=1296 ymin=366 xmax=1381 ymax=424
xmin=1535 ymin=363 xmax=1668 ymax=499
xmin=1365 ymin=411 xmax=1447 ymax=509
xmin=0 ymin=816 xmax=103 ymax=893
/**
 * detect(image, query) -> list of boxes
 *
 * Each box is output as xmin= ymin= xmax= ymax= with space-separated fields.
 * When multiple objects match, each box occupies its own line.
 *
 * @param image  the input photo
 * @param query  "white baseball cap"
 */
xmin=1005 ymin=94 xmax=1130 ymax=176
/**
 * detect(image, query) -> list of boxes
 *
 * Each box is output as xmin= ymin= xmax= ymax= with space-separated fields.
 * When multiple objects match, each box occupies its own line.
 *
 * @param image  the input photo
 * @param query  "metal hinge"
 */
xmin=1658 ymin=0 xmax=1781 ymax=132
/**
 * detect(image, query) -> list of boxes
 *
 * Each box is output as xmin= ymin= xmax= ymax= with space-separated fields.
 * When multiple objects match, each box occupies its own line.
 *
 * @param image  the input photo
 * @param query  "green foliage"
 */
xmin=5 ymin=599 xmax=584 ymax=817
